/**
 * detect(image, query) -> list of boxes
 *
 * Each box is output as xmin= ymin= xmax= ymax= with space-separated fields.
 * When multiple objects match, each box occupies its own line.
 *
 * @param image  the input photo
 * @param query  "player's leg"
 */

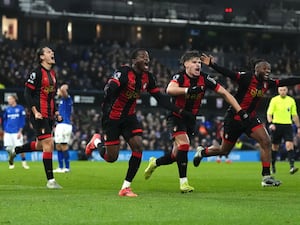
xmin=173 ymin=133 xmax=194 ymax=193
xmin=271 ymin=144 xmax=279 ymax=174
xmin=54 ymin=124 xmax=64 ymax=172
xmin=54 ymin=143 xmax=64 ymax=173
xmin=250 ymin=126 xmax=281 ymax=187
xmin=119 ymin=135 xmax=142 ymax=197
xmin=285 ymin=140 xmax=298 ymax=174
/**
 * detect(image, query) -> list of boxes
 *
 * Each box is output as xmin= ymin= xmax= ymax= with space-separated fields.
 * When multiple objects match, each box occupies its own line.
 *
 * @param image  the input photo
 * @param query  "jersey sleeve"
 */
xmin=203 ymin=73 xmax=220 ymax=91
xmin=19 ymin=105 xmax=26 ymax=129
xmin=266 ymin=98 xmax=275 ymax=115
xmin=147 ymin=72 xmax=160 ymax=94
xmin=25 ymin=69 xmax=40 ymax=90
xmin=291 ymin=97 xmax=298 ymax=116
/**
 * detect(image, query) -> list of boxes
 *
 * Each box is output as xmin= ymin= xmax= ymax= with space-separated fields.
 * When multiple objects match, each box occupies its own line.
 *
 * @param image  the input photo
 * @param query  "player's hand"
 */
xmin=238 ymin=109 xmax=251 ymax=127
xmin=34 ymin=112 xmax=43 ymax=120
xmin=269 ymin=123 xmax=276 ymax=131
xmin=55 ymin=114 xmax=63 ymax=122
xmin=186 ymin=86 xmax=204 ymax=95
xmin=200 ymin=53 xmax=214 ymax=66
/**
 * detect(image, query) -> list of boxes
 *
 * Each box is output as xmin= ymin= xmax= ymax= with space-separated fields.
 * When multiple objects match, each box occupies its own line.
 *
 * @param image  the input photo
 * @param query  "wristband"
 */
xmin=185 ymin=88 xmax=188 ymax=94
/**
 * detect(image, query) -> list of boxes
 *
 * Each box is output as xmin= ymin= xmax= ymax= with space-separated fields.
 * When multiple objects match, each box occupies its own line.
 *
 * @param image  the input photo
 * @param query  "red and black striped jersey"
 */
xmin=103 ymin=66 xmax=160 ymax=119
xmin=211 ymin=63 xmax=300 ymax=120
xmin=25 ymin=65 xmax=57 ymax=119
xmin=228 ymin=71 xmax=277 ymax=118
xmin=169 ymin=71 xmax=220 ymax=115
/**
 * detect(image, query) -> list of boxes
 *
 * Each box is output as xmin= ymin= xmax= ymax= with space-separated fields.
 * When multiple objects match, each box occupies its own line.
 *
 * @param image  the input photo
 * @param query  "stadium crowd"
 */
xmin=0 ymin=38 xmax=300 ymax=160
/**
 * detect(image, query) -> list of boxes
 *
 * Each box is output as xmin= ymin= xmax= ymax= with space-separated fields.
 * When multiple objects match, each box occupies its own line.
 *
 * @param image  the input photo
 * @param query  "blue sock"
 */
xmin=63 ymin=150 xmax=70 ymax=169
xmin=57 ymin=151 xmax=64 ymax=168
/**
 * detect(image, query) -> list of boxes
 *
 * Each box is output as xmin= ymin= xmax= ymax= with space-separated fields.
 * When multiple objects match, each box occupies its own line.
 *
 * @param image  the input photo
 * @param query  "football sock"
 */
xmin=57 ymin=150 xmax=64 ymax=168
xmin=176 ymin=144 xmax=189 ymax=178
xmin=97 ymin=143 xmax=107 ymax=159
xmin=43 ymin=152 xmax=54 ymax=180
xmin=179 ymin=177 xmax=188 ymax=185
xmin=287 ymin=150 xmax=296 ymax=168
xmin=200 ymin=147 xmax=209 ymax=157
xmin=15 ymin=141 xmax=36 ymax=153
xmin=63 ymin=150 xmax=70 ymax=169
xmin=125 ymin=152 xmax=142 ymax=182
xmin=262 ymin=162 xmax=271 ymax=176
xmin=271 ymin=150 xmax=277 ymax=168
xmin=156 ymin=152 xmax=175 ymax=166
xmin=121 ymin=180 xmax=131 ymax=190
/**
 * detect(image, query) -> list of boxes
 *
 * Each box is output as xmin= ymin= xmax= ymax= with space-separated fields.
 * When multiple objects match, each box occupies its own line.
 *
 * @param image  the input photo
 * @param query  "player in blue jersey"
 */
xmin=54 ymin=84 xmax=73 ymax=173
xmin=2 ymin=94 xmax=29 ymax=169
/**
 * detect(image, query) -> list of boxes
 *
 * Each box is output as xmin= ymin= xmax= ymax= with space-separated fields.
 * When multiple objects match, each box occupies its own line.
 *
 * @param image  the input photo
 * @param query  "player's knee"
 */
xmin=259 ymin=138 xmax=271 ymax=150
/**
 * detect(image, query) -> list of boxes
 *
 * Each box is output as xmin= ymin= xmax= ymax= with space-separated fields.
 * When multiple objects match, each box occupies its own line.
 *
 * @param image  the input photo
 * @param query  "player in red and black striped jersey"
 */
xmin=85 ymin=48 xmax=193 ymax=197
xmin=12 ymin=46 xmax=63 ymax=189
xmin=144 ymin=50 xmax=248 ymax=193
xmin=194 ymin=54 xmax=300 ymax=187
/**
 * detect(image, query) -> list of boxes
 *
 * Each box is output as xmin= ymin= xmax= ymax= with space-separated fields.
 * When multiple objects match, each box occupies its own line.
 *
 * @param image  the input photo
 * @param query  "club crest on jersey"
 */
xmin=263 ymin=82 xmax=267 ymax=89
xmin=143 ymin=83 xmax=148 ymax=90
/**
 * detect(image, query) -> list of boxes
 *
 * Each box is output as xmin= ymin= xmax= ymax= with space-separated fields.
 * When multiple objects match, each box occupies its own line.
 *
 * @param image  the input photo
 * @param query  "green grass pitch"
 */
xmin=1 ymin=160 xmax=299 ymax=225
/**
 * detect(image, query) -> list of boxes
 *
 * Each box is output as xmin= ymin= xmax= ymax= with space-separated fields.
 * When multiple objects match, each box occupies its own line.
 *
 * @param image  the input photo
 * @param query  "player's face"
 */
xmin=7 ymin=96 xmax=16 ymax=106
xmin=133 ymin=50 xmax=150 ymax=73
xmin=255 ymin=62 xmax=271 ymax=80
xmin=184 ymin=57 xmax=201 ymax=77
xmin=40 ymin=47 xmax=55 ymax=65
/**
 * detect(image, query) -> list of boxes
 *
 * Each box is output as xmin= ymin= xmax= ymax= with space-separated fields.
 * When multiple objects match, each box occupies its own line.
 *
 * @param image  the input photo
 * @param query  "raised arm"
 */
xmin=200 ymin=53 xmax=238 ymax=80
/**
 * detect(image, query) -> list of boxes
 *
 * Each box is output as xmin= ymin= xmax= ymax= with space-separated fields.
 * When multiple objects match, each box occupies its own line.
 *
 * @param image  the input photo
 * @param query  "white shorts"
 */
xmin=3 ymin=132 xmax=24 ymax=147
xmin=54 ymin=123 xmax=72 ymax=144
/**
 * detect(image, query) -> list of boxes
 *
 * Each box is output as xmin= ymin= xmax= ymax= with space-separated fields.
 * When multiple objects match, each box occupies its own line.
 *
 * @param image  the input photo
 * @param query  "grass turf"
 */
xmin=0 ymin=160 xmax=299 ymax=225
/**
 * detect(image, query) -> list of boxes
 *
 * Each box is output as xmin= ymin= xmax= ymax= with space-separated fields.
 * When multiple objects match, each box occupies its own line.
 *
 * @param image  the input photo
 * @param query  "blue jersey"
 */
xmin=58 ymin=95 xmax=73 ymax=125
xmin=2 ymin=104 xmax=26 ymax=133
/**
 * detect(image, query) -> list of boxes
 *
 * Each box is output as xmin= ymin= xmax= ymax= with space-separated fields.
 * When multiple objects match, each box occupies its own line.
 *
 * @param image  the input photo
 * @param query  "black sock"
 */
xmin=156 ymin=152 xmax=175 ymax=166
xmin=43 ymin=158 xmax=54 ymax=180
xmin=97 ymin=143 xmax=106 ymax=159
xmin=15 ymin=143 xmax=33 ymax=154
xmin=271 ymin=151 xmax=277 ymax=168
xmin=287 ymin=150 xmax=296 ymax=168
xmin=176 ymin=150 xmax=188 ymax=178
xmin=125 ymin=154 xmax=141 ymax=182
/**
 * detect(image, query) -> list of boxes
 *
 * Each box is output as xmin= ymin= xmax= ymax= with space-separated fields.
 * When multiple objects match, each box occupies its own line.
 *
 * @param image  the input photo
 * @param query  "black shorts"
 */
xmin=31 ymin=117 xmax=54 ymax=140
xmin=271 ymin=124 xmax=293 ymax=144
xmin=102 ymin=115 xmax=142 ymax=145
xmin=223 ymin=112 xmax=263 ymax=143
xmin=167 ymin=115 xmax=195 ymax=138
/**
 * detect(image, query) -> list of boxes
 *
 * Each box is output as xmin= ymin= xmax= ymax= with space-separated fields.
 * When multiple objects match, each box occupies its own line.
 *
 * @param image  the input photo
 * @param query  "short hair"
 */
xmin=180 ymin=50 xmax=201 ymax=65
xmin=130 ymin=48 xmax=147 ymax=60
